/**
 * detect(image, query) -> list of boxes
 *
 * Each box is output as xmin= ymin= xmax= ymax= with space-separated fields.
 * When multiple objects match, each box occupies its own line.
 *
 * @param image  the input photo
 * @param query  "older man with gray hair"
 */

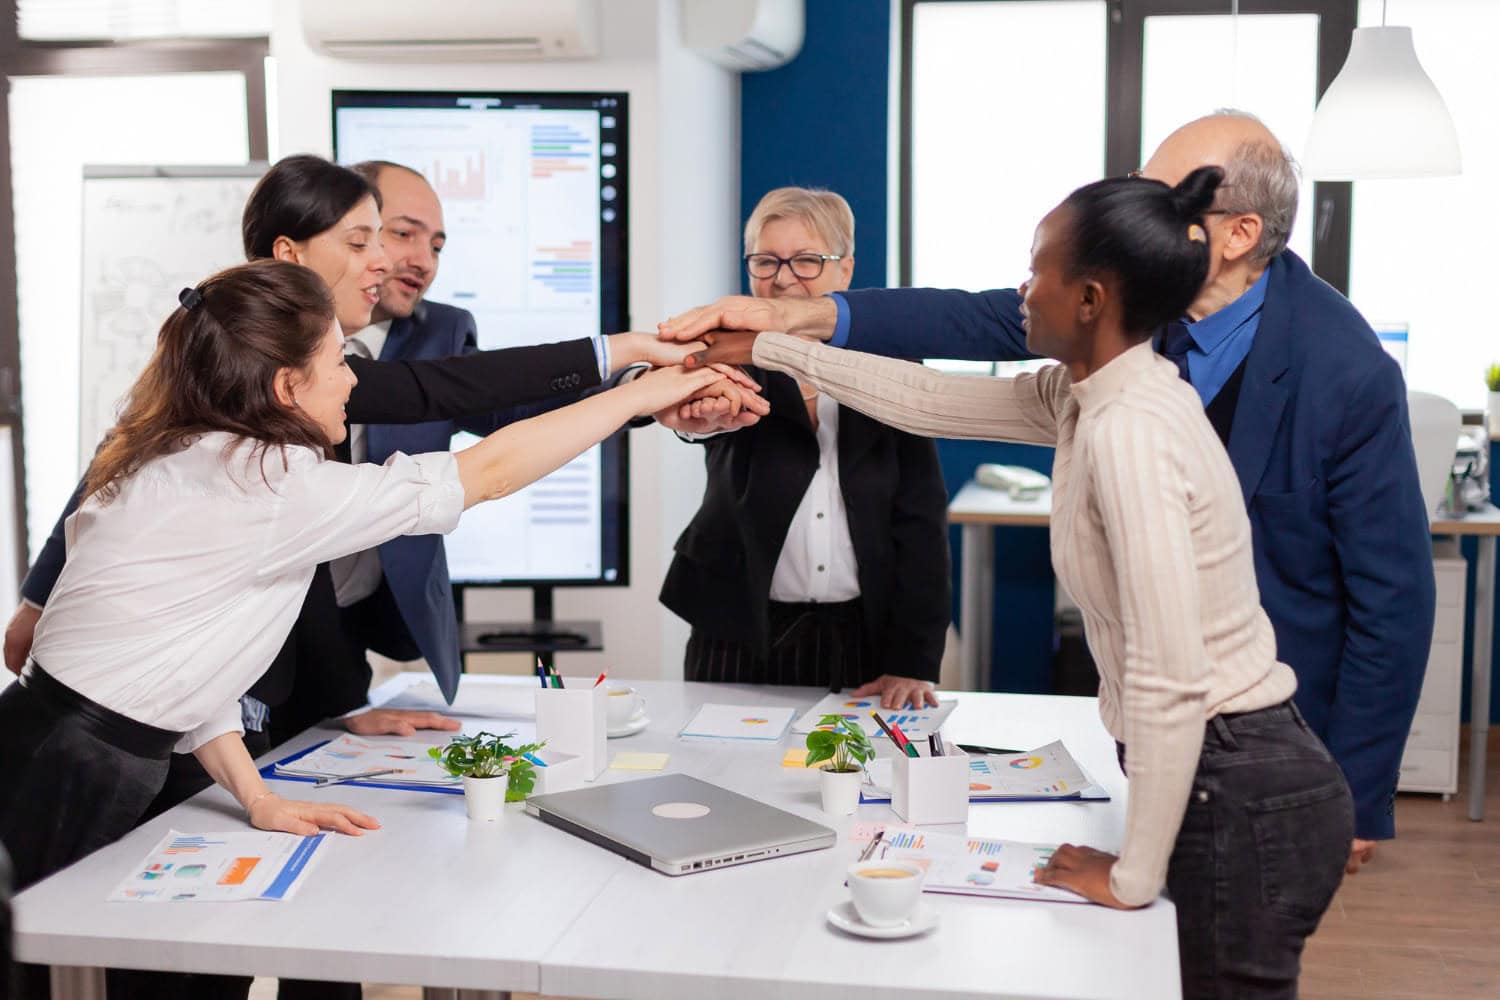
xmin=662 ymin=111 xmax=1435 ymax=891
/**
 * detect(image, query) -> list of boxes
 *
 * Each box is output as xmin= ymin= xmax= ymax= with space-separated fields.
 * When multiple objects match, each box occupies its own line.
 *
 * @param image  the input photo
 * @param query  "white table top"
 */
xmin=947 ymin=480 xmax=1052 ymax=526
xmin=13 ymin=676 xmax=1180 ymax=999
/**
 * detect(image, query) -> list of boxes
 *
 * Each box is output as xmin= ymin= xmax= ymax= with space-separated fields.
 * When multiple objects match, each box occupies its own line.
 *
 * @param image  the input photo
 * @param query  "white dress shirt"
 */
xmin=768 ymin=391 xmax=861 ymax=603
xmin=330 ymin=320 xmax=392 ymax=607
xmin=30 ymin=432 xmax=464 ymax=753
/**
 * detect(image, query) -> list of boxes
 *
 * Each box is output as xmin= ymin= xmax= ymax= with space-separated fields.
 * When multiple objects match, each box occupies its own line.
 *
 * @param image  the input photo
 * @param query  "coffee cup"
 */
xmin=605 ymin=686 xmax=645 ymax=728
xmin=846 ymin=859 xmax=924 ymax=927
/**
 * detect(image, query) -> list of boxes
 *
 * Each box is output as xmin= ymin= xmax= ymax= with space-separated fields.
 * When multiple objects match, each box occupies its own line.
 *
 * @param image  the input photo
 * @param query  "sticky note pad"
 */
xmin=782 ymin=748 xmax=811 ymax=768
xmin=610 ymin=752 xmax=669 ymax=771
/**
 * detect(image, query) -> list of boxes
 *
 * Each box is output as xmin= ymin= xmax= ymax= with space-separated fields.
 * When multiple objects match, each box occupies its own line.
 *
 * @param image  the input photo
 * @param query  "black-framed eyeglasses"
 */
xmin=744 ymin=252 xmax=843 ymax=280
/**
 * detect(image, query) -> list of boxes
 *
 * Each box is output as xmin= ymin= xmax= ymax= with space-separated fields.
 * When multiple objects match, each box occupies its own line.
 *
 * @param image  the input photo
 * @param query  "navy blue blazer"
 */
xmin=839 ymin=251 xmax=1435 ymax=840
xmin=360 ymin=300 xmax=564 ymax=704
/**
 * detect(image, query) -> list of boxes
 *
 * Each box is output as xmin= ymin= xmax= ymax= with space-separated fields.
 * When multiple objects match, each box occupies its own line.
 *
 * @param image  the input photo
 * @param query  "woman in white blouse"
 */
xmin=718 ymin=168 xmax=1352 ymax=996
xmin=0 ymin=260 xmax=746 ymax=892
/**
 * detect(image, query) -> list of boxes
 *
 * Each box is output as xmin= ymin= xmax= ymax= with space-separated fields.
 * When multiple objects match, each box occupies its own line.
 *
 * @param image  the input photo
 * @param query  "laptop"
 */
xmin=525 ymin=773 xmax=836 ymax=875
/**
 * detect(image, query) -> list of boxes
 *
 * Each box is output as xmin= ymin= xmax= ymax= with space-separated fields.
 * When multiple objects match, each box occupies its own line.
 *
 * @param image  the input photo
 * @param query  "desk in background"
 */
xmin=948 ymin=477 xmax=1500 ymax=823
xmin=14 ymin=675 xmax=1180 ymax=1000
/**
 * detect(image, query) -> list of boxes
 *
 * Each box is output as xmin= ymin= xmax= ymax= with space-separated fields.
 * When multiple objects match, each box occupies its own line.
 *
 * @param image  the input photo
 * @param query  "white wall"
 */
xmin=270 ymin=0 xmax=740 ymax=680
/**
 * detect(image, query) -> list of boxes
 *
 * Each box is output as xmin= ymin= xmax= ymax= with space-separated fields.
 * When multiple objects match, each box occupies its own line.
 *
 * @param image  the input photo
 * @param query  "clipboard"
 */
xmin=260 ymin=741 xmax=462 ymax=796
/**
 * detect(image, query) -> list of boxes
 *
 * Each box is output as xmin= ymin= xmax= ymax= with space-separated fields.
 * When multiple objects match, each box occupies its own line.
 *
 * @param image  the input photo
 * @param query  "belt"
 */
xmin=20 ymin=663 xmax=184 ymax=759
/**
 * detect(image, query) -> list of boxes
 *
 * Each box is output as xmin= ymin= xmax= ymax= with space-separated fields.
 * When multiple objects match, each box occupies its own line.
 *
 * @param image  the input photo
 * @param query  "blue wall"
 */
xmin=738 ymin=2 xmax=1500 ymax=714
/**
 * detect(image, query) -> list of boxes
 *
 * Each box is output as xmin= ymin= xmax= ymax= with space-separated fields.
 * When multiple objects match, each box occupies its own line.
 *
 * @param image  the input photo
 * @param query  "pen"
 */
xmin=522 ymin=752 xmax=548 ymax=768
xmin=535 ymin=658 xmax=549 ymax=689
xmin=858 ymin=829 xmax=885 ymax=863
xmin=929 ymin=734 xmax=943 ymax=756
xmin=889 ymin=722 xmax=920 ymax=758
xmin=315 ymin=768 xmax=399 ymax=787
xmin=593 ymin=670 xmax=608 ymax=688
xmin=870 ymin=712 xmax=901 ymax=744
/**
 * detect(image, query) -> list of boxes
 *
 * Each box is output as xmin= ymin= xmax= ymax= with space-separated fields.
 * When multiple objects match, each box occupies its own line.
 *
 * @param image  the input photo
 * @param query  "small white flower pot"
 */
xmin=463 ymin=774 xmax=509 ymax=824
xmin=820 ymin=767 xmax=863 ymax=816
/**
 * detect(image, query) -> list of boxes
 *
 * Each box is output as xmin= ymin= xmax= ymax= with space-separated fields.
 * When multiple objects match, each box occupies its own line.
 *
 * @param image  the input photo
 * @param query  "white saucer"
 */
xmin=825 ymin=900 xmax=939 ymax=940
xmin=607 ymin=713 xmax=649 ymax=738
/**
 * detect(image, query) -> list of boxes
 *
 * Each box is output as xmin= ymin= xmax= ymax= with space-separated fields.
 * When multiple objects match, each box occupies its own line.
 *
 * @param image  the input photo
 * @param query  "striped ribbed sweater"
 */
xmin=753 ymin=333 xmax=1297 ymax=907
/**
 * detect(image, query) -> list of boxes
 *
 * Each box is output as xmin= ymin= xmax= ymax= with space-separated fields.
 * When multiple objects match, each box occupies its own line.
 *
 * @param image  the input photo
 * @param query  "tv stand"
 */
xmin=456 ymin=584 xmax=603 ymax=668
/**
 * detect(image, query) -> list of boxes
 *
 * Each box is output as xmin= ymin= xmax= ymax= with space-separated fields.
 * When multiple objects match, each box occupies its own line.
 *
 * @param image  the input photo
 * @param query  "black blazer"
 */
xmin=659 ymin=369 xmax=951 ymax=682
xmin=23 ymin=338 xmax=602 ymax=721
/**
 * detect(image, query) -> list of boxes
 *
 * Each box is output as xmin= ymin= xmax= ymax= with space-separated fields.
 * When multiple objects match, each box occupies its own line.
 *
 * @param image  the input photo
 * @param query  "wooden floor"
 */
xmin=257 ymin=728 xmax=1500 ymax=1000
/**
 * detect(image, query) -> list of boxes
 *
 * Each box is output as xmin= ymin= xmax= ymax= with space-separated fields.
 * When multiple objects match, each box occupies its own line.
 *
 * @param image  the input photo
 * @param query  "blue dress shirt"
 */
xmin=1181 ymin=268 xmax=1270 ymax=405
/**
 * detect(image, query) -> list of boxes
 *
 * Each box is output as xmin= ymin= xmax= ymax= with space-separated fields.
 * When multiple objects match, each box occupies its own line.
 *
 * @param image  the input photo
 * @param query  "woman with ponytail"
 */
xmin=718 ymin=165 xmax=1352 ymax=996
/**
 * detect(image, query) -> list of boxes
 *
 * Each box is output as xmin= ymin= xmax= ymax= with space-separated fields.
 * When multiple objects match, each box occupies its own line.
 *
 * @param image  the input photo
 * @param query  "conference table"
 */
xmin=14 ymin=675 xmax=1180 ymax=999
xmin=948 ymin=478 xmax=1500 ymax=823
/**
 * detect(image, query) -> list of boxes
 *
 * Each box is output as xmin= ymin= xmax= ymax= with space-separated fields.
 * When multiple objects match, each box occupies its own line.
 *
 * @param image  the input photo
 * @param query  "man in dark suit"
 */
xmin=661 ymin=112 xmax=1435 ymax=876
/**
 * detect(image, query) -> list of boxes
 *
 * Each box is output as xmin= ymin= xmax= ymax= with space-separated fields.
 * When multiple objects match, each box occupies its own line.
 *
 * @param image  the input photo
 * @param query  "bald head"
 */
xmin=1143 ymin=111 xmax=1299 ymax=265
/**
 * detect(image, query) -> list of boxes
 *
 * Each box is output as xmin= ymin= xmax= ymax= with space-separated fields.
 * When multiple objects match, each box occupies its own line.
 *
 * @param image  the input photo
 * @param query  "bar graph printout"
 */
xmin=108 ymin=830 xmax=328 ymax=902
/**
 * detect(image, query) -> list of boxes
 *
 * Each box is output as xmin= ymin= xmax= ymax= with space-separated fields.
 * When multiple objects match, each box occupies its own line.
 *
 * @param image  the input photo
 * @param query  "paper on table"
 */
xmin=791 ymin=692 xmax=955 ymax=739
xmin=379 ymin=679 xmax=536 ymax=719
xmin=271 ymin=732 xmax=506 ymax=788
xmin=610 ymin=752 xmax=670 ymax=771
xmin=871 ymin=829 xmax=1084 ymax=904
xmin=860 ymin=740 xmax=1105 ymax=803
xmin=678 ymin=703 xmax=796 ymax=742
xmin=108 ymin=830 xmax=327 ymax=902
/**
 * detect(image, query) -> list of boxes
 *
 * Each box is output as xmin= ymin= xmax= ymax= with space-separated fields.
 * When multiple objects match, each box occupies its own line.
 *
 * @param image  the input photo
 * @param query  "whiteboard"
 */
xmin=78 ymin=165 xmax=264 ymax=469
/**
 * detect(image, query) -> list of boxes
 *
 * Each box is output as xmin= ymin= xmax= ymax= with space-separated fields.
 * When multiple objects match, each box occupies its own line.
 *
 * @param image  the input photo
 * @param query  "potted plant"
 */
xmin=429 ymin=731 xmax=546 ymax=824
xmin=805 ymin=714 xmax=875 ymax=816
xmin=1485 ymin=363 xmax=1500 ymax=424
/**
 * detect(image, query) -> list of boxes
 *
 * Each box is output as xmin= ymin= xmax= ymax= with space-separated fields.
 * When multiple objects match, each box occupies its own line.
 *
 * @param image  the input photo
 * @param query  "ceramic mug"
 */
xmin=605 ymin=685 xmax=645 ymax=727
xmin=846 ymin=859 xmax=924 ymax=927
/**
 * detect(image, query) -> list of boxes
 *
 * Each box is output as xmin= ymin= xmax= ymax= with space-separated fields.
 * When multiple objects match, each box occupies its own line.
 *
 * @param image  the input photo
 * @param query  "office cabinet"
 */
xmin=1398 ymin=555 xmax=1466 ymax=796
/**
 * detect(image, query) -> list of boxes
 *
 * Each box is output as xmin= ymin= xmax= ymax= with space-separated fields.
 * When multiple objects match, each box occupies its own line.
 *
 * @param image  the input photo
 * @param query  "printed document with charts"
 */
xmin=868 ymin=828 xmax=1084 ymax=904
xmin=108 ymin=830 xmax=327 ymax=902
xmin=678 ymin=704 xmax=797 ymax=741
xmin=271 ymin=732 xmax=472 ymax=787
xmin=791 ymin=691 xmax=955 ymax=739
xmin=861 ymin=740 xmax=1108 ymax=803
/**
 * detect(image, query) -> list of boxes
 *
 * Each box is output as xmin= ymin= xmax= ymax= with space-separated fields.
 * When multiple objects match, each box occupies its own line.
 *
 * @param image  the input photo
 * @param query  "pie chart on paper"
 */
xmin=1009 ymin=756 xmax=1044 ymax=770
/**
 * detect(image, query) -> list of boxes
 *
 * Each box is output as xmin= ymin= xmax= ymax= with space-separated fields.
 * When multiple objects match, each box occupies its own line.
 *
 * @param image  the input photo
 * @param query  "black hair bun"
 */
xmin=1170 ymin=165 xmax=1225 ymax=220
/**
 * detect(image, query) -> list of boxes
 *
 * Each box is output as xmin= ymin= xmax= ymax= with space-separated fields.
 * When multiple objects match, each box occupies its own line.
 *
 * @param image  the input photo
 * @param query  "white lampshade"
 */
xmin=1304 ymin=26 xmax=1461 ymax=181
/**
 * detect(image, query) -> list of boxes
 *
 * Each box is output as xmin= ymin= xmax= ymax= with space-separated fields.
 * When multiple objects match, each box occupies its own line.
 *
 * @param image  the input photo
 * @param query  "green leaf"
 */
xmin=804 ymin=745 xmax=834 ymax=767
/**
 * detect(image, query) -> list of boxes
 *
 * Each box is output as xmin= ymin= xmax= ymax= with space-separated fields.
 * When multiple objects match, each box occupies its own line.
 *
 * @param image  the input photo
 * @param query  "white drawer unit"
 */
xmin=1398 ymin=555 xmax=1466 ymax=796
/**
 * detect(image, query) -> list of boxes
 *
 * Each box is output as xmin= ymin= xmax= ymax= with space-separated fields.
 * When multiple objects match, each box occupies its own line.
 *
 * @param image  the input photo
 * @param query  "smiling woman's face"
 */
xmin=286 ymin=195 xmax=388 ymax=333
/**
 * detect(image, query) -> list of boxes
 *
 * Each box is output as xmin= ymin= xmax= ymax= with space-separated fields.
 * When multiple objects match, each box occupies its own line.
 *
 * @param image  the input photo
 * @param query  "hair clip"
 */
xmin=1187 ymin=224 xmax=1207 ymax=244
xmin=178 ymin=287 xmax=203 ymax=311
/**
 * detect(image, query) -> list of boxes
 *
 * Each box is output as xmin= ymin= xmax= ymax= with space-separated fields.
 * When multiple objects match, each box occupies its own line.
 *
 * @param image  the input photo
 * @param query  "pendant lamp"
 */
xmin=1304 ymin=16 xmax=1461 ymax=180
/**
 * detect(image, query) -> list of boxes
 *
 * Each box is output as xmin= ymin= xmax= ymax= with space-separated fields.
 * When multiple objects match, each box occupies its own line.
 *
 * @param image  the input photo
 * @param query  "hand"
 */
xmin=629 ymin=364 xmax=769 ymax=420
xmin=658 ymin=295 xmax=839 ymax=344
xmin=248 ymin=792 xmax=380 ymax=837
xmin=1033 ymin=844 xmax=1139 ymax=909
xmin=655 ymin=397 xmax=761 ymax=436
xmin=606 ymin=331 xmax=709 ymax=369
xmin=343 ymin=708 xmax=460 ymax=737
xmin=3 ymin=602 xmax=40 ymax=676
xmin=850 ymin=675 xmax=939 ymax=710
xmin=685 ymin=331 xmax=762 ymax=369
xmin=1345 ymin=837 xmax=1377 ymax=875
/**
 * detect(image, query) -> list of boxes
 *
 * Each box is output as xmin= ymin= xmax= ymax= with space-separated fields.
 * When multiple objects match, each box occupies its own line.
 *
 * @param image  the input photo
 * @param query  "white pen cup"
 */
xmin=605 ymin=686 xmax=645 ymax=728
xmin=846 ymin=859 xmax=925 ymax=927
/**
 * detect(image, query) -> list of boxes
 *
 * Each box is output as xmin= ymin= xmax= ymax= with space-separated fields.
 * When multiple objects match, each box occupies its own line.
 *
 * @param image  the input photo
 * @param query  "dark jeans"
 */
xmin=1166 ymin=702 xmax=1353 ymax=999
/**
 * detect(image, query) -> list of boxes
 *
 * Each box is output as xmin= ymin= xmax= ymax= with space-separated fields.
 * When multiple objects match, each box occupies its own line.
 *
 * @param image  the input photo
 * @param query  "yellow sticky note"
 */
xmin=610 ymin=752 xmax=670 ymax=771
xmin=783 ymin=748 xmax=812 ymax=768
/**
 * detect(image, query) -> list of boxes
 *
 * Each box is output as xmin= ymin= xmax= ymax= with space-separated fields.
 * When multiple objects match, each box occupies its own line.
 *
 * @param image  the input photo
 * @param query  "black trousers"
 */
xmin=1162 ymin=702 xmax=1353 ymax=999
xmin=684 ymin=597 xmax=873 ymax=689
xmin=0 ymin=670 xmax=179 ymax=1000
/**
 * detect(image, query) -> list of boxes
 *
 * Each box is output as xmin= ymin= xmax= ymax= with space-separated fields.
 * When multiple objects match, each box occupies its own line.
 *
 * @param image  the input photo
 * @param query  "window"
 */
xmin=18 ymin=0 xmax=271 ymax=41
xmin=1347 ymin=0 xmax=1497 ymax=409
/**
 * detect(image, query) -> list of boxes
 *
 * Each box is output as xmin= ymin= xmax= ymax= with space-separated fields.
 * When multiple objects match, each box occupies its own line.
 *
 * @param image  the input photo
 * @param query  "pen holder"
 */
xmin=891 ymin=748 xmax=970 ymax=825
xmin=534 ymin=678 xmax=607 ymax=780
xmin=530 ymin=749 xmax=587 ymax=796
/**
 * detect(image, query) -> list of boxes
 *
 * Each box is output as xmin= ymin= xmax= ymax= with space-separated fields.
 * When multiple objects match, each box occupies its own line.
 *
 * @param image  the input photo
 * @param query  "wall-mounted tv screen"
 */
xmin=333 ymin=89 xmax=630 ymax=587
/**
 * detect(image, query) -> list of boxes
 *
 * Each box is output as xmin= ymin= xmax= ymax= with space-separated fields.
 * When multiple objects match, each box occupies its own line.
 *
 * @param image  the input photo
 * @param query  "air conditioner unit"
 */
xmin=682 ymin=0 xmax=803 ymax=72
xmin=301 ymin=0 xmax=601 ymax=61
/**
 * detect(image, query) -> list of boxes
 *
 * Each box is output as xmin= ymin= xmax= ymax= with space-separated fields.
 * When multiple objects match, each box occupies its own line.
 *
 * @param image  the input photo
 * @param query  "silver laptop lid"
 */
xmin=526 ymin=774 xmax=835 ymax=875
